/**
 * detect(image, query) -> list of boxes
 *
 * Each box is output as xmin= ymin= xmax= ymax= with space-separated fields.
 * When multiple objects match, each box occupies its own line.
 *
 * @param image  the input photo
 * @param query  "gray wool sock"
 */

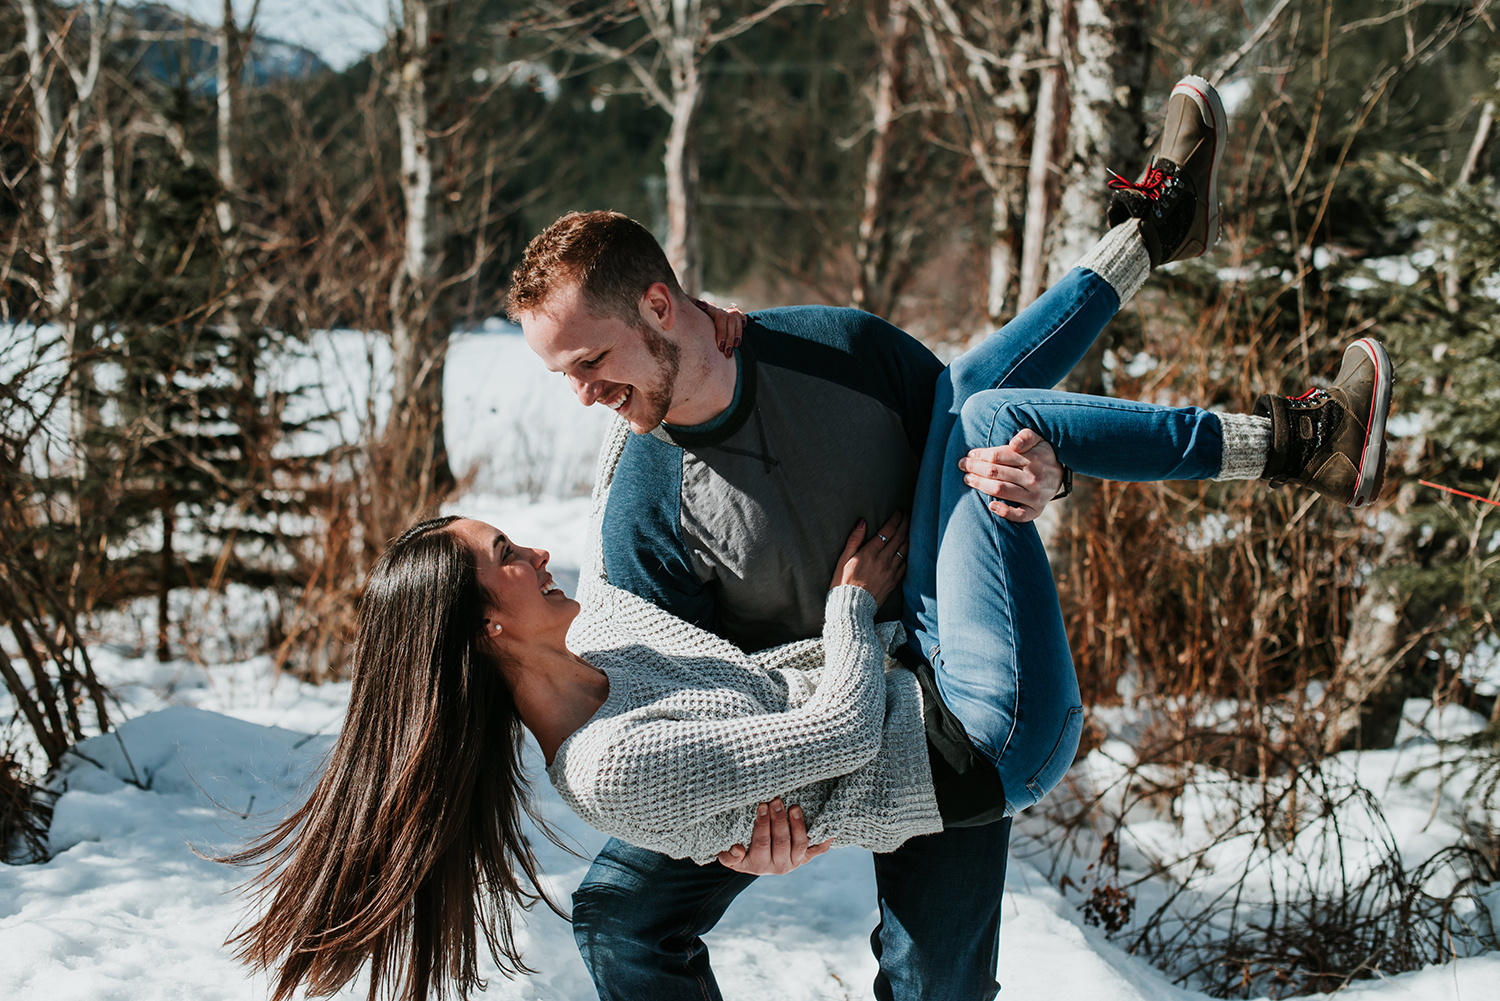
xmin=1076 ymin=219 xmax=1152 ymax=306
xmin=1213 ymin=412 xmax=1273 ymax=481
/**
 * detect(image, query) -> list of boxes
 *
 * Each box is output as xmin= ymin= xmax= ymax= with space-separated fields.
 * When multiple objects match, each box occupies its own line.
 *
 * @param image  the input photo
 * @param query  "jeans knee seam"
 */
xmin=978 ymin=275 xmax=1112 ymax=395
xmin=967 ymin=401 xmax=1024 ymax=769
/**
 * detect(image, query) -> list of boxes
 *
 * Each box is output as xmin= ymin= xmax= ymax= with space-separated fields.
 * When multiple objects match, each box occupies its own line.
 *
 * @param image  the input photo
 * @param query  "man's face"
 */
xmin=520 ymin=281 xmax=681 ymax=434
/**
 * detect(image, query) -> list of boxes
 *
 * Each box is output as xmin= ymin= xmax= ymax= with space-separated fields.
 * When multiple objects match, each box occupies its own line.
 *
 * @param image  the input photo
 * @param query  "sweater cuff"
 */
xmin=826 ymin=584 xmax=878 ymax=624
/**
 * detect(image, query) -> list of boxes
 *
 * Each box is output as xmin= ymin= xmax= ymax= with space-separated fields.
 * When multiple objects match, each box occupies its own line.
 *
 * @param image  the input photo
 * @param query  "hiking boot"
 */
xmin=1107 ymin=75 xmax=1228 ymax=267
xmin=1256 ymin=338 xmax=1394 ymax=508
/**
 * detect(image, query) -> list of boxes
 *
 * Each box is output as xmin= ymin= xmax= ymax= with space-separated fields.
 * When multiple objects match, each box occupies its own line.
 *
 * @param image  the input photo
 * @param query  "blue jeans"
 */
xmin=573 ymin=267 xmax=1223 ymax=1000
xmin=574 ymin=822 xmax=1011 ymax=1001
xmin=901 ymin=268 xmax=1227 ymax=815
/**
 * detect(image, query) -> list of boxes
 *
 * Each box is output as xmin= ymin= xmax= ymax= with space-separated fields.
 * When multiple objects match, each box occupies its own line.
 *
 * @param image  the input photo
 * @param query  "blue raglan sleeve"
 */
xmin=748 ymin=307 xmax=943 ymax=455
xmin=600 ymin=432 xmax=719 ymax=634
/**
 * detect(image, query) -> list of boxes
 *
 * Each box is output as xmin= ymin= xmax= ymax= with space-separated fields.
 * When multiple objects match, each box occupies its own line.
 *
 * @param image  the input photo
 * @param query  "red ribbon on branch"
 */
xmin=1419 ymin=480 xmax=1500 ymax=509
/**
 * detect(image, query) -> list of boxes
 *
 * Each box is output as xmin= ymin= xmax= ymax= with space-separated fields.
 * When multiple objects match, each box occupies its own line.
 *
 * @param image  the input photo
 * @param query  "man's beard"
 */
xmin=634 ymin=325 xmax=681 ymax=428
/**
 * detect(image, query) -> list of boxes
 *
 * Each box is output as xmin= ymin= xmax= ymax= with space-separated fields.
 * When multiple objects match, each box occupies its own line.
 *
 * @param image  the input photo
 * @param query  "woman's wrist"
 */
xmin=826 ymin=583 xmax=878 ymax=617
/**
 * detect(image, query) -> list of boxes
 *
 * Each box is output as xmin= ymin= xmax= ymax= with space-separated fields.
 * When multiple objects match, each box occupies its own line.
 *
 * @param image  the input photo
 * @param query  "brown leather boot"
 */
xmin=1107 ymin=75 xmax=1228 ymax=267
xmin=1256 ymin=338 xmax=1394 ymax=508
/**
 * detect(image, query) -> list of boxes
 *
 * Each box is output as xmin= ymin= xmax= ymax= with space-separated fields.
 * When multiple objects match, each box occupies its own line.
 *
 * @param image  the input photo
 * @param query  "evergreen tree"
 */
xmin=1368 ymin=165 xmax=1500 ymax=727
xmin=91 ymin=87 xmax=317 ymax=660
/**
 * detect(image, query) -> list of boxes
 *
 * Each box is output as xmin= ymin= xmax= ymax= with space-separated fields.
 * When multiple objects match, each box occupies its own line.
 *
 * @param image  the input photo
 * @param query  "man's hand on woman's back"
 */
xmin=718 ymin=798 xmax=832 ymax=875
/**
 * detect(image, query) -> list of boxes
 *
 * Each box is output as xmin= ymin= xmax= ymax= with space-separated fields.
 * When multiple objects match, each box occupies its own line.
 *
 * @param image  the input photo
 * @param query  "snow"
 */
xmin=3 ymin=329 xmax=1497 ymax=1000
xmin=6 ymin=647 xmax=1498 ymax=1000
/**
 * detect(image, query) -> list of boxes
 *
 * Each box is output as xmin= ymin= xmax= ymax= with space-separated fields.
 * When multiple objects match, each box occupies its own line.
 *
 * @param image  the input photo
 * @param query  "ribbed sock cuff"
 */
xmin=1212 ymin=413 xmax=1272 ymax=481
xmin=1076 ymin=219 xmax=1151 ymax=306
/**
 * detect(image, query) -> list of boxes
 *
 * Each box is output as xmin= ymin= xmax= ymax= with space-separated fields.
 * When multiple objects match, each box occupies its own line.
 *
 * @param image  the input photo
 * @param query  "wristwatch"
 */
xmin=1051 ymin=464 xmax=1073 ymax=500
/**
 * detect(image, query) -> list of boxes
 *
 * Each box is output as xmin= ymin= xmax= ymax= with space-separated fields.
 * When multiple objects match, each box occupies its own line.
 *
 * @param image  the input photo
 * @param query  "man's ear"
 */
xmin=639 ymin=282 xmax=677 ymax=331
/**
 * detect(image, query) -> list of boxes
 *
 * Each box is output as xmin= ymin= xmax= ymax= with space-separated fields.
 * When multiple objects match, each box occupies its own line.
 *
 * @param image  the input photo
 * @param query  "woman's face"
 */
xmin=449 ymin=518 xmax=580 ymax=644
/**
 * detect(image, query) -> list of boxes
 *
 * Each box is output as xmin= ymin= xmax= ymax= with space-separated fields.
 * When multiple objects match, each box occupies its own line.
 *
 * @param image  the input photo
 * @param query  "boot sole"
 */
xmin=1170 ymin=76 xmax=1228 ymax=255
xmin=1346 ymin=337 xmax=1393 ymax=508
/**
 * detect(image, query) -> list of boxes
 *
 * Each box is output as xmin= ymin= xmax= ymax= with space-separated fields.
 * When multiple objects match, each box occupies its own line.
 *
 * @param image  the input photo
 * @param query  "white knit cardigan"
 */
xmin=547 ymin=419 xmax=944 ymax=864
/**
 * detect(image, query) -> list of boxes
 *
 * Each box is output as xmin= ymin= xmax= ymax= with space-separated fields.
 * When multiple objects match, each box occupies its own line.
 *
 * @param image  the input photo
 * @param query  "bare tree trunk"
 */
xmin=914 ymin=0 xmax=1036 ymax=325
xmin=1322 ymin=506 xmax=1420 ymax=751
xmin=216 ymin=0 xmax=254 ymax=345
xmin=22 ymin=0 xmax=116 ymax=470
xmin=662 ymin=55 xmax=705 ymax=296
xmin=20 ymin=0 xmax=69 ymax=323
xmin=387 ymin=0 xmax=456 ymax=506
xmin=100 ymin=100 xmax=120 ymax=246
xmin=985 ymin=92 xmax=1027 ymax=322
xmin=1045 ymin=0 xmax=1149 ymax=286
xmin=1460 ymin=99 xmax=1495 ymax=185
xmin=157 ymin=499 xmax=174 ymax=663
xmin=1017 ymin=4 xmax=1066 ymax=310
xmin=851 ymin=0 xmax=912 ymax=316
xmin=532 ymin=0 xmax=810 ymax=297
xmin=1038 ymin=1 xmax=1150 ymax=577
xmin=216 ymin=0 xmax=241 ymax=239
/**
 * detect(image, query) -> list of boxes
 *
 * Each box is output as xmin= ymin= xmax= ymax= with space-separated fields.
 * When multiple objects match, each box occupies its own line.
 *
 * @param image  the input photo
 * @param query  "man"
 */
xmin=508 ymin=76 xmax=1232 ymax=1001
xmin=509 ymin=211 xmax=1056 ymax=1001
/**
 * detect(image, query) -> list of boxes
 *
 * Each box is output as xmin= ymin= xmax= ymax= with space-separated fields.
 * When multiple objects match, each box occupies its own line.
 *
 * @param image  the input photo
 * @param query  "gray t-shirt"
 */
xmin=600 ymin=305 xmax=942 ymax=650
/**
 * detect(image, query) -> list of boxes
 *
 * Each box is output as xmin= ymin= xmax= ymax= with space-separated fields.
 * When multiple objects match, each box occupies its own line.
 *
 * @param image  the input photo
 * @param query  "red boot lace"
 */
xmin=1107 ymin=164 xmax=1169 ymax=201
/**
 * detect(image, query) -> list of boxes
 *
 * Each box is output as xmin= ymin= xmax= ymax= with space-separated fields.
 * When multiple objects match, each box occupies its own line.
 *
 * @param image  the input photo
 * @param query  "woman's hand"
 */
xmin=829 ymin=509 xmax=909 ymax=606
xmin=694 ymin=298 xmax=747 ymax=358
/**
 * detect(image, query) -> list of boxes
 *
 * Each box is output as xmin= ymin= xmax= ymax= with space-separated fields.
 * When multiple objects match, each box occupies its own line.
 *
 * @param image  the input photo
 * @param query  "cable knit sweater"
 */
xmin=546 ymin=418 xmax=944 ymax=865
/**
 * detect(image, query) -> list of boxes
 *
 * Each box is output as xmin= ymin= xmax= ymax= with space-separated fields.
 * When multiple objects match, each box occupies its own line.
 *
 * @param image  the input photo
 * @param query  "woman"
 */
xmin=227 ymin=329 xmax=1390 ymax=1001
xmin=228 ymin=116 xmax=1394 ymax=1001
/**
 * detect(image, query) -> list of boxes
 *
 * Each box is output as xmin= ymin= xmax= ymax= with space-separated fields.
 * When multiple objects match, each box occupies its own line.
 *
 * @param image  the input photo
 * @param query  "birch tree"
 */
xmin=1041 ymin=0 xmax=1148 ymax=290
xmin=849 ymin=0 xmax=913 ymax=317
xmin=18 ymin=0 xmax=118 ymax=341
xmin=216 ymin=0 xmax=259 ymax=244
xmin=529 ymin=0 xmax=815 ymax=296
xmin=384 ymin=0 xmax=459 ymax=507
xmin=214 ymin=0 xmax=261 ymax=358
xmin=914 ymin=0 xmax=1039 ymax=323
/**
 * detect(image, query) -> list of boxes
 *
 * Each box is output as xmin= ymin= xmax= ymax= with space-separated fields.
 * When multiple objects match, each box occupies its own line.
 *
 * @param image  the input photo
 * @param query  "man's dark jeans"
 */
xmin=572 ymin=820 xmax=1012 ymax=1001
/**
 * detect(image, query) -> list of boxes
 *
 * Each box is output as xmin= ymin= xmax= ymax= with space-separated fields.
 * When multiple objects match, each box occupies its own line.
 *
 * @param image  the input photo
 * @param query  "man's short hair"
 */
xmin=506 ymin=211 xmax=687 ymax=327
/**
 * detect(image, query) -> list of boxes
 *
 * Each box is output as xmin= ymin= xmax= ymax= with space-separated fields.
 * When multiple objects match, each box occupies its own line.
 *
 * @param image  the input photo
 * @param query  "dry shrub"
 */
xmin=1 ymin=748 xmax=52 ymax=862
xmin=1024 ymin=199 xmax=1500 ymax=990
xmin=1057 ymin=275 xmax=1378 ymax=718
xmin=1026 ymin=732 xmax=1499 ymax=999
xmin=271 ymin=406 xmax=466 ymax=683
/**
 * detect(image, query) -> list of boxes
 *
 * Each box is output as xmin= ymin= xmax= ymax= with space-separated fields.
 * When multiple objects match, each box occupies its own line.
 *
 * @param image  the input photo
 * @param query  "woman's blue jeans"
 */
xmin=571 ymin=267 xmax=1231 ymax=1001
xmin=901 ymin=268 xmax=1227 ymax=815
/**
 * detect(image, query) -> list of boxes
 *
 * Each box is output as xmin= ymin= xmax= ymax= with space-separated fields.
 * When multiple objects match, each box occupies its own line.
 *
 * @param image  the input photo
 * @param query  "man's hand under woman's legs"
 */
xmin=959 ymin=428 xmax=1065 ymax=522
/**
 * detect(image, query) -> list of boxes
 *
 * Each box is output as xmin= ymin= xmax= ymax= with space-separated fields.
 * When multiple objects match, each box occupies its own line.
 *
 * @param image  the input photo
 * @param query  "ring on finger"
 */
xmin=877 ymin=534 xmax=888 ymax=542
xmin=895 ymin=550 xmax=906 ymax=560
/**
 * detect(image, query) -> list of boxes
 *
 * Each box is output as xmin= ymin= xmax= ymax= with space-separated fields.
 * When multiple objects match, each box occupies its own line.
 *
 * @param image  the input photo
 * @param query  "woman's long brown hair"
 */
xmin=221 ymin=516 xmax=564 ymax=1000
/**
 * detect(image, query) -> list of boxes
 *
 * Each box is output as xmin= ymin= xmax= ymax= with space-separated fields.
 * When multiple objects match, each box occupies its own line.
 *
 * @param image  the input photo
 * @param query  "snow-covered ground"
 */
xmin=3 ymin=327 xmax=1498 ymax=1000
xmin=12 ymin=638 xmax=1499 ymax=1001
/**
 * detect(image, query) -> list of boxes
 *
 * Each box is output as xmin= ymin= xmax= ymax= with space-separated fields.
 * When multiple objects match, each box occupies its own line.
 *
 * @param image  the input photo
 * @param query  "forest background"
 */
xmin=2 ymin=0 xmax=1500 ymax=997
